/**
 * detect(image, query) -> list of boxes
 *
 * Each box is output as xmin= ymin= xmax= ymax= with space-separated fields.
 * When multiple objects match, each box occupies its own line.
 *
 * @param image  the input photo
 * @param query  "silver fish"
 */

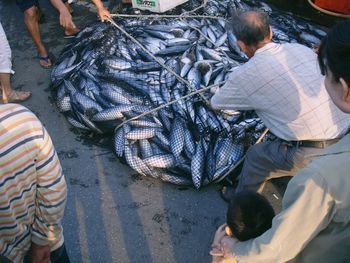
xmin=124 ymin=145 xmax=153 ymax=176
xmin=66 ymin=116 xmax=89 ymax=130
xmin=114 ymin=127 xmax=125 ymax=157
xmin=191 ymin=139 xmax=205 ymax=189
xmin=103 ymin=58 xmax=132 ymax=70
xmin=139 ymin=139 xmax=153 ymax=158
xmin=170 ymin=117 xmax=185 ymax=157
xmin=143 ymin=154 xmax=175 ymax=168
xmin=129 ymin=119 xmax=162 ymax=128
xmin=91 ymin=107 xmax=124 ymax=121
xmin=126 ymin=128 xmax=157 ymax=140
xmin=165 ymin=38 xmax=191 ymax=47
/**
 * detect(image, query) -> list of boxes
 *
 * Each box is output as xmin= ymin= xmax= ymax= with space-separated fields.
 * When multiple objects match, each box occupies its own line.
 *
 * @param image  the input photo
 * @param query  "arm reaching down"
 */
xmin=91 ymin=0 xmax=111 ymax=22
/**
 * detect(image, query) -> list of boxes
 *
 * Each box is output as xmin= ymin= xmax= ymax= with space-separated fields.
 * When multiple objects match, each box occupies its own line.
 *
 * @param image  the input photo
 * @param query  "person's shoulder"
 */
xmin=0 ymin=103 xmax=30 ymax=113
xmin=0 ymin=103 xmax=40 ymax=124
xmin=281 ymin=42 xmax=314 ymax=54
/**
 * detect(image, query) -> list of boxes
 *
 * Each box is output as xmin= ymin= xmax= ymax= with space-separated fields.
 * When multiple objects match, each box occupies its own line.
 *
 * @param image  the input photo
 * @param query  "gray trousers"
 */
xmin=235 ymin=139 xmax=325 ymax=193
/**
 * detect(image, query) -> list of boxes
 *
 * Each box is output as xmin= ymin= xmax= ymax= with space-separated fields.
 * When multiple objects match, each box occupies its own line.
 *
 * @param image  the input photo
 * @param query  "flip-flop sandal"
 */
xmin=7 ymin=90 xmax=32 ymax=103
xmin=38 ymin=55 xmax=52 ymax=69
xmin=64 ymin=28 xmax=80 ymax=39
xmin=63 ymin=33 xmax=78 ymax=39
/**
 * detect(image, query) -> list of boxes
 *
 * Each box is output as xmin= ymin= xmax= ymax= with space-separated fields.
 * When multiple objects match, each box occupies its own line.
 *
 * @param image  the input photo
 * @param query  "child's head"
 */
xmin=226 ymin=191 xmax=275 ymax=241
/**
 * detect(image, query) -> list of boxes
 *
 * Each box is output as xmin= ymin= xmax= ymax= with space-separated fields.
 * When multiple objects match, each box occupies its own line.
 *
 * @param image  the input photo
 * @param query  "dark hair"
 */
xmin=227 ymin=191 xmax=275 ymax=241
xmin=228 ymin=10 xmax=270 ymax=46
xmin=318 ymin=20 xmax=350 ymax=85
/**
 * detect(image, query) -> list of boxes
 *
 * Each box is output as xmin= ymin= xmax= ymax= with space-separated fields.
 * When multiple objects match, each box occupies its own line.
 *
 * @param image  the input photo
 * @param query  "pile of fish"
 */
xmin=51 ymin=0 xmax=325 ymax=188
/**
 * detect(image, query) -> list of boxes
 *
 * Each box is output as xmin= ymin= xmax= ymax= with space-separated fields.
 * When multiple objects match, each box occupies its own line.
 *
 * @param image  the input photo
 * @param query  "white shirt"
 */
xmin=0 ymin=22 xmax=14 ymax=74
xmin=211 ymin=42 xmax=350 ymax=141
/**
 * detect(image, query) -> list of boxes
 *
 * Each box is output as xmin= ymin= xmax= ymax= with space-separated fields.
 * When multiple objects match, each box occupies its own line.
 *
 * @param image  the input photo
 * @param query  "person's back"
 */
xmin=0 ymin=104 xmax=67 ymax=263
xmin=210 ymin=10 xmax=350 ymax=197
xmin=212 ymin=41 xmax=350 ymax=141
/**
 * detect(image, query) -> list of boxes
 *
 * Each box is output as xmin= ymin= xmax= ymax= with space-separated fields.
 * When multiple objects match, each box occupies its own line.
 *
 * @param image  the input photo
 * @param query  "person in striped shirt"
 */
xmin=0 ymin=103 xmax=70 ymax=263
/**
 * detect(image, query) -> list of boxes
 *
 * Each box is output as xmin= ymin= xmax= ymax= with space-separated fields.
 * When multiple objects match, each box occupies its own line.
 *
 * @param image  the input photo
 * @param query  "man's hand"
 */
xmin=29 ymin=243 xmax=51 ymax=263
xmin=59 ymin=8 xmax=75 ymax=29
xmin=97 ymin=7 xmax=111 ymax=22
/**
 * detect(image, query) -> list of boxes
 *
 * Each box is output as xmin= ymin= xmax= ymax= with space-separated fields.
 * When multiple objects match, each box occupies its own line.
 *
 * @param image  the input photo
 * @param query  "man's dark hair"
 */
xmin=227 ymin=191 xmax=275 ymax=241
xmin=228 ymin=10 xmax=270 ymax=46
xmin=318 ymin=20 xmax=350 ymax=85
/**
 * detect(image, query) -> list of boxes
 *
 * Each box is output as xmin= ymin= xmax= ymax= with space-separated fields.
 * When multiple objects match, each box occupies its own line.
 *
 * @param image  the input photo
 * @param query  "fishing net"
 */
xmin=51 ymin=0 xmax=325 ymax=189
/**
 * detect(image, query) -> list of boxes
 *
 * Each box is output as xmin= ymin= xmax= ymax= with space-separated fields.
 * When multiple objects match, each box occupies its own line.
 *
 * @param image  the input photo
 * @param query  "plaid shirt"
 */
xmin=211 ymin=42 xmax=350 ymax=141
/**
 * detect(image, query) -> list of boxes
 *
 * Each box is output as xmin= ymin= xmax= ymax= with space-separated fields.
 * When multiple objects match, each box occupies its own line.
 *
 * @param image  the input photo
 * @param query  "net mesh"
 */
xmin=51 ymin=0 xmax=325 ymax=188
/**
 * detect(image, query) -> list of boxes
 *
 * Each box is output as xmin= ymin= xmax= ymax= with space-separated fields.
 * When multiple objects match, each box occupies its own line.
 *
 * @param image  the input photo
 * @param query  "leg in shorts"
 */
xmin=16 ymin=0 xmax=68 ymax=12
xmin=15 ymin=0 xmax=39 ymax=12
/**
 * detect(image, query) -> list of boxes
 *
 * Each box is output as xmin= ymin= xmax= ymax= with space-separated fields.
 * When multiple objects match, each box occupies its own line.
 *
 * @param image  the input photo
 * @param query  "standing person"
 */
xmin=210 ymin=10 xmax=350 ymax=200
xmin=16 ymin=0 xmax=79 ymax=68
xmin=0 ymin=22 xmax=31 ymax=103
xmin=0 ymin=103 xmax=70 ymax=263
xmin=211 ymin=20 xmax=350 ymax=263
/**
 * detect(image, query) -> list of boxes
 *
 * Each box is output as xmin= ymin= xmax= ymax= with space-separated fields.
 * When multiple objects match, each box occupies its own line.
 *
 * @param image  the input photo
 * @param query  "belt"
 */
xmin=289 ymin=138 xmax=339 ymax=149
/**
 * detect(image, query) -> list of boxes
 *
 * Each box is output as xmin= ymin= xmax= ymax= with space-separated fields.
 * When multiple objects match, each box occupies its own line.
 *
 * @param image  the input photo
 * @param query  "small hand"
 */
xmin=97 ymin=7 xmax=111 ymax=22
xmin=210 ymin=224 xmax=228 ymax=257
xmin=29 ymin=243 xmax=51 ymax=263
xmin=212 ymin=224 xmax=227 ymax=247
xmin=220 ymin=236 xmax=239 ymax=260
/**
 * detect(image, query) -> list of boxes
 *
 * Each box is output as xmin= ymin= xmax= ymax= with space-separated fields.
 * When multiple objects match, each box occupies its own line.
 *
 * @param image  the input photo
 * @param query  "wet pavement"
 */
xmin=1 ymin=0 xmax=335 ymax=262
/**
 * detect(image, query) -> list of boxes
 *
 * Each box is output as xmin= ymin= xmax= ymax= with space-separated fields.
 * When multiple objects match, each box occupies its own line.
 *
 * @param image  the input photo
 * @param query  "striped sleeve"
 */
xmin=31 ymin=126 xmax=67 ymax=247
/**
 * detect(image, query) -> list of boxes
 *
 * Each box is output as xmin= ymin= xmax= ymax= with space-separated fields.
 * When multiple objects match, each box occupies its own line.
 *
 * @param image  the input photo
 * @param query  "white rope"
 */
xmin=107 ymin=17 xmax=211 ymax=106
xmin=113 ymin=81 xmax=225 ymax=133
xmin=110 ymin=13 xmax=221 ymax=20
